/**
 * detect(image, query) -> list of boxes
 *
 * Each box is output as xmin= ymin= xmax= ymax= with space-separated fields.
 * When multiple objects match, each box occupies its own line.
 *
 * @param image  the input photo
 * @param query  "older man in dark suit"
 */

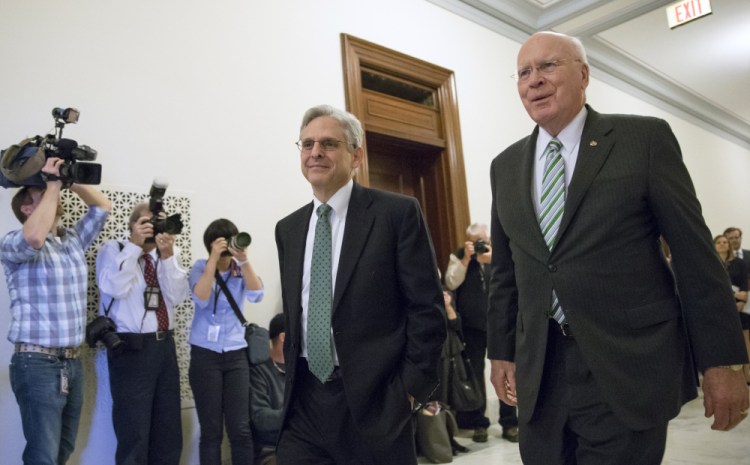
xmin=488 ymin=31 xmax=748 ymax=465
xmin=275 ymin=104 xmax=446 ymax=465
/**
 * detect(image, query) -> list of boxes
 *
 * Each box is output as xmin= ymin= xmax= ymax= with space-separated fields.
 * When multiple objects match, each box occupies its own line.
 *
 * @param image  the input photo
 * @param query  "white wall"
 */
xmin=1 ymin=1 xmax=748 ymax=463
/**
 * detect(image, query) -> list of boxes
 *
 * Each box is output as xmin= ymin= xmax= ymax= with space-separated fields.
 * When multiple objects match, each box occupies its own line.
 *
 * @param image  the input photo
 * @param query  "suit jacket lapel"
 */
xmin=286 ymin=203 xmax=313 ymax=319
xmin=518 ymin=129 xmax=551 ymax=257
xmin=556 ymin=107 xmax=614 ymax=246
xmin=332 ymin=183 xmax=374 ymax=314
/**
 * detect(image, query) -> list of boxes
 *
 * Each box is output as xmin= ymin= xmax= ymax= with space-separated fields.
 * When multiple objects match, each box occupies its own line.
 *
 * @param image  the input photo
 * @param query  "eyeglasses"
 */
xmin=512 ymin=59 xmax=579 ymax=82
xmin=295 ymin=138 xmax=346 ymax=152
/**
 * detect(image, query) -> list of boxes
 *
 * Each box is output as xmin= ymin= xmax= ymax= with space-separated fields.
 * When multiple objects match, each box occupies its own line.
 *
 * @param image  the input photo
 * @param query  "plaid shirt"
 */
xmin=1 ymin=206 xmax=108 ymax=347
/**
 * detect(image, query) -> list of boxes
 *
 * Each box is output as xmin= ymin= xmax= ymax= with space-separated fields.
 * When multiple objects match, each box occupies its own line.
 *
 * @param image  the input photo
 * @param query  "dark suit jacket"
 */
xmin=275 ymin=182 xmax=446 ymax=453
xmin=488 ymin=105 xmax=747 ymax=431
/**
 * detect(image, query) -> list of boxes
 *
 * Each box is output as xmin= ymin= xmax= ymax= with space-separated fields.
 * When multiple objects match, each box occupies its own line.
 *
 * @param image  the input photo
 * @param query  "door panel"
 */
xmin=365 ymin=132 xmax=450 ymax=270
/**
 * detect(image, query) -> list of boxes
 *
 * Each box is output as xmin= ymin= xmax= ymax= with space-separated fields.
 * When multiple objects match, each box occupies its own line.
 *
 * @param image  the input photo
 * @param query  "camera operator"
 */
xmin=189 ymin=219 xmax=264 ymax=465
xmin=444 ymin=223 xmax=518 ymax=443
xmin=95 ymin=202 xmax=189 ymax=465
xmin=1 ymin=157 xmax=111 ymax=465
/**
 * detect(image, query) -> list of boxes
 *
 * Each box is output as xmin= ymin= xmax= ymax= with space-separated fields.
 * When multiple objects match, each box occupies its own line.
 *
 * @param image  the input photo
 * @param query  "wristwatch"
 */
xmin=718 ymin=364 xmax=744 ymax=372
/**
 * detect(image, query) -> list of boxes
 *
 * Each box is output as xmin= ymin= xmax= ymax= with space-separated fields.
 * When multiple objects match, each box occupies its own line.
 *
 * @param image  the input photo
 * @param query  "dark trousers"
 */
xmin=189 ymin=345 xmax=253 ymax=465
xmin=498 ymin=398 xmax=518 ymax=429
xmin=454 ymin=327 xmax=494 ymax=430
xmin=277 ymin=358 xmax=416 ymax=465
xmin=519 ymin=322 xmax=668 ymax=465
xmin=108 ymin=333 xmax=182 ymax=465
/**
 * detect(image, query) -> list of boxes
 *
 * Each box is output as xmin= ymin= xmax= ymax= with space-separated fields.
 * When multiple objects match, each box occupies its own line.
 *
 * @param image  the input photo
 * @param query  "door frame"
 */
xmin=340 ymin=33 xmax=471 ymax=261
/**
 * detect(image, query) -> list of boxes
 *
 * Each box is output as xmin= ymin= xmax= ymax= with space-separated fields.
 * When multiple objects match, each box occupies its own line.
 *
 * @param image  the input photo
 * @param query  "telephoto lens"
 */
xmin=230 ymin=232 xmax=251 ymax=250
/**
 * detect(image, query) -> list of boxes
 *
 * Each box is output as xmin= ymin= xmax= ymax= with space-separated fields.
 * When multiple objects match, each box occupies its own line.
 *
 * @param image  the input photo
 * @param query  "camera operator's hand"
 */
xmin=476 ymin=243 xmax=492 ymax=264
xmin=130 ymin=216 xmax=154 ymax=247
xmin=155 ymin=233 xmax=175 ymax=259
xmin=461 ymin=241 xmax=475 ymax=267
xmin=228 ymin=243 xmax=248 ymax=263
xmin=208 ymin=237 xmax=228 ymax=264
xmin=41 ymin=157 xmax=63 ymax=188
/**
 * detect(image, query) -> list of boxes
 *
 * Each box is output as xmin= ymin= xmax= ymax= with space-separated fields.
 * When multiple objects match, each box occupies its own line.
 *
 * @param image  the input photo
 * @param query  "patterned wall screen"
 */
xmin=61 ymin=188 xmax=195 ymax=403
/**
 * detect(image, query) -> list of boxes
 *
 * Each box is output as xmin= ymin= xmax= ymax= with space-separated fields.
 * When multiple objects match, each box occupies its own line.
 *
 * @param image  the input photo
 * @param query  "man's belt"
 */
xmin=117 ymin=330 xmax=174 ymax=345
xmin=15 ymin=343 xmax=81 ymax=359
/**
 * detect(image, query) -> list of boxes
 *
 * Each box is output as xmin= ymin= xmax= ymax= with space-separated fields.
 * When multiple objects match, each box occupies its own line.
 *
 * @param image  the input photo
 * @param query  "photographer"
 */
xmin=95 ymin=202 xmax=189 ymax=465
xmin=188 ymin=219 xmax=264 ymax=465
xmin=444 ymin=223 xmax=518 ymax=443
xmin=1 ymin=157 xmax=110 ymax=465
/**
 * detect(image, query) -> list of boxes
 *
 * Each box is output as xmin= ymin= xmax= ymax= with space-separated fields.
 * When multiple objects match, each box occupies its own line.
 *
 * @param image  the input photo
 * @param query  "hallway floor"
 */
xmin=420 ymin=389 xmax=750 ymax=464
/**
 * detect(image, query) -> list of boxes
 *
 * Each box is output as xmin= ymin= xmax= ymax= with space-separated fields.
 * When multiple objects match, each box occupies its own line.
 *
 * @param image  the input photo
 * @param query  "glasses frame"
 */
xmin=295 ymin=138 xmax=349 ymax=153
xmin=511 ymin=58 xmax=581 ymax=83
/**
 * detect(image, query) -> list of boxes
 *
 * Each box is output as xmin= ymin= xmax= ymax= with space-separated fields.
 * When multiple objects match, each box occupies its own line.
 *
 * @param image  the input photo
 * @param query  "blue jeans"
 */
xmin=10 ymin=352 xmax=83 ymax=465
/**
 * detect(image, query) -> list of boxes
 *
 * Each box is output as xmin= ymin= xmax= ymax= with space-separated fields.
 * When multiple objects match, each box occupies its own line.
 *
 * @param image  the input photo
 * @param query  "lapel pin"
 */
xmin=589 ymin=140 xmax=598 ymax=147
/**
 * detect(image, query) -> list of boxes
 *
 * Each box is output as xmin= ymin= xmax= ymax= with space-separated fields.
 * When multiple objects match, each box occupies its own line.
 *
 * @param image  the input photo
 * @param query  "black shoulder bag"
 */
xmin=214 ymin=270 xmax=269 ymax=365
xmin=445 ymin=326 xmax=484 ymax=412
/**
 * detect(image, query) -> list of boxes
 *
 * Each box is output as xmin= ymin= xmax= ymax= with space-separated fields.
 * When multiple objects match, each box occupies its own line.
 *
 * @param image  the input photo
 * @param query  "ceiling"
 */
xmin=427 ymin=0 xmax=750 ymax=148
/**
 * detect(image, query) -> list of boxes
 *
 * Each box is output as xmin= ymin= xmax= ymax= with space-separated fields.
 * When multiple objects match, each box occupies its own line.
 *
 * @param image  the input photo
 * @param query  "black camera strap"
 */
xmin=214 ymin=270 xmax=249 ymax=327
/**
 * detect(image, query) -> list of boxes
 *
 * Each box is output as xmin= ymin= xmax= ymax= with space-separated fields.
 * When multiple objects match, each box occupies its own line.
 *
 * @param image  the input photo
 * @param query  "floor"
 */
xmin=419 ymin=389 xmax=750 ymax=464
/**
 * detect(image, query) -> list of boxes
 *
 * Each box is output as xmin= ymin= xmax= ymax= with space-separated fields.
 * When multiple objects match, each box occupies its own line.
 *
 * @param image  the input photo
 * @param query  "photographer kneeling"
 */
xmin=95 ymin=202 xmax=189 ymax=465
xmin=2 ymin=157 xmax=110 ymax=465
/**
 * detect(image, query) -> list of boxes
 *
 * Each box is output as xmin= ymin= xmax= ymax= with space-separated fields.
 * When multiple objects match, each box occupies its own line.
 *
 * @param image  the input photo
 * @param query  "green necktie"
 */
xmin=538 ymin=138 xmax=566 ymax=325
xmin=308 ymin=203 xmax=334 ymax=382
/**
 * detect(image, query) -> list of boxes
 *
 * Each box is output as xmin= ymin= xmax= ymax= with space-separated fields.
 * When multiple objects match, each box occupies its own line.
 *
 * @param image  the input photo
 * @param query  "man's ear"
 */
xmin=350 ymin=146 xmax=364 ymax=170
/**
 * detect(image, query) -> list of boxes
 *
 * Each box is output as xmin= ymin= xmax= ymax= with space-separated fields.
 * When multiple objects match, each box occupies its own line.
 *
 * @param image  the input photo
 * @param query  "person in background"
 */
xmin=249 ymin=313 xmax=286 ymax=465
xmin=715 ymin=234 xmax=750 ymax=383
xmin=2 ymin=157 xmax=110 ymax=465
xmin=445 ymin=223 xmax=518 ymax=443
xmin=96 ymin=202 xmax=188 ymax=465
xmin=725 ymin=227 xmax=750 ymax=273
xmin=715 ymin=235 xmax=748 ymax=312
xmin=275 ymin=104 xmax=446 ymax=464
xmin=188 ymin=218 xmax=264 ymax=465
xmin=488 ymin=31 xmax=748 ymax=465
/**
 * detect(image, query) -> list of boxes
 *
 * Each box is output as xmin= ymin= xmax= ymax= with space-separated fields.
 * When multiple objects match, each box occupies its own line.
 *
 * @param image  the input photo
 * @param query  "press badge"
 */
xmin=144 ymin=286 xmax=161 ymax=311
xmin=207 ymin=325 xmax=220 ymax=342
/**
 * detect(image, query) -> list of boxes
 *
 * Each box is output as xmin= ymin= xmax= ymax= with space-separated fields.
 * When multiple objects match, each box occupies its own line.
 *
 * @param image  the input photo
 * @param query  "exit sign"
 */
xmin=666 ymin=0 xmax=712 ymax=29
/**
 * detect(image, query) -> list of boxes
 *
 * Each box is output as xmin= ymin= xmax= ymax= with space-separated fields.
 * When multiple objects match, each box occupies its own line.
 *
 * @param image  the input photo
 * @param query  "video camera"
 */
xmin=146 ymin=179 xmax=184 ymax=243
xmin=0 ymin=107 xmax=102 ymax=188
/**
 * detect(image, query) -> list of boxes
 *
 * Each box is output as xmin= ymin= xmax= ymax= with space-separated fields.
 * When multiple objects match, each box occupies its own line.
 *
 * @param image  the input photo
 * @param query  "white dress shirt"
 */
xmin=300 ymin=179 xmax=353 ymax=364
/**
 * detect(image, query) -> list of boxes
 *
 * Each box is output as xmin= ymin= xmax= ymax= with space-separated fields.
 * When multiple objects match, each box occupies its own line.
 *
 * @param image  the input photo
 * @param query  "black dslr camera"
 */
xmin=85 ymin=315 xmax=124 ymax=354
xmin=146 ymin=179 xmax=184 ymax=243
xmin=0 ymin=107 xmax=101 ymax=188
xmin=473 ymin=239 xmax=489 ymax=254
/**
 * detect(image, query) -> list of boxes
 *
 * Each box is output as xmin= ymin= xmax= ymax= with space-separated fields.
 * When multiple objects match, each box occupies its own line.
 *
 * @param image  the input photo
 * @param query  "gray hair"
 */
xmin=466 ymin=223 xmax=489 ymax=238
xmin=128 ymin=203 xmax=151 ymax=230
xmin=300 ymin=104 xmax=364 ymax=150
xmin=569 ymin=35 xmax=588 ymax=65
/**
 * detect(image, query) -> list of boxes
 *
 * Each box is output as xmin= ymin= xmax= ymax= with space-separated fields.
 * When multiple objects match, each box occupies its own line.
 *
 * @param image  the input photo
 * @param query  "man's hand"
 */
xmin=40 ymin=157 xmax=63 ymax=188
xmin=461 ymin=241 xmax=475 ymax=266
xmin=155 ymin=233 xmax=176 ymax=259
xmin=476 ymin=243 xmax=492 ymax=264
xmin=702 ymin=366 xmax=749 ymax=431
xmin=130 ymin=216 xmax=154 ymax=247
xmin=490 ymin=359 xmax=518 ymax=406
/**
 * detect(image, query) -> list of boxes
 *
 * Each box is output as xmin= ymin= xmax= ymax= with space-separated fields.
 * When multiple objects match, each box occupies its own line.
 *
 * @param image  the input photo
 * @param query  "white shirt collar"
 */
xmin=312 ymin=179 xmax=353 ymax=219
xmin=537 ymin=106 xmax=588 ymax=161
